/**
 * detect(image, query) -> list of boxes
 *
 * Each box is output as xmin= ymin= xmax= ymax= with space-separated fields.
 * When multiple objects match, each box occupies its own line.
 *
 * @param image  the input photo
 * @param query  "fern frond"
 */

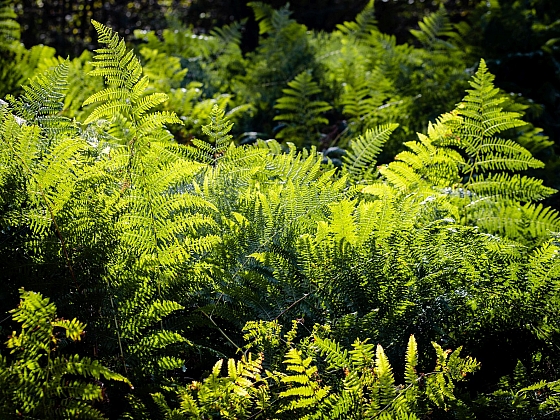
xmin=375 ymin=344 xmax=397 ymax=406
xmin=0 ymin=290 xmax=130 ymax=418
xmin=374 ymin=59 xmax=557 ymax=244
xmin=188 ymin=104 xmax=233 ymax=166
xmin=343 ymin=123 xmax=398 ymax=181
xmin=336 ymin=0 xmax=377 ymax=41
xmin=273 ymin=71 xmax=332 ymax=147
xmin=349 ymin=338 xmax=376 ymax=369
xmin=468 ymin=173 xmax=556 ymax=202
xmin=248 ymin=2 xmax=276 ymax=35
xmin=0 ymin=0 xmax=20 ymax=48
xmin=404 ymin=335 xmax=419 ymax=386
xmin=84 ymin=21 xmax=182 ymax=145
xmin=410 ymin=6 xmax=456 ymax=50
xmin=464 ymin=138 xmax=543 ymax=172
xmin=278 ymin=348 xmax=330 ymax=412
xmin=379 ymin=161 xmax=426 ymax=192
xmin=210 ymin=20 xmax=245 ymax=46
xmin=314 ymin=336 xmax=351 ymax=370
xmin=89 ymin=20 xmax=142 ymax=89
xmin=7 ymin=61 xmax=75 ymax=142
xmin=471 ymin=201 xmax=560 ymax=242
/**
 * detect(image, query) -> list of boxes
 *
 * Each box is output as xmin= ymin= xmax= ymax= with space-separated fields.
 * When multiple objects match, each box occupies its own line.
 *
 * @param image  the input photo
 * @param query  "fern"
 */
xmin=0 ymin=289 xmax=130 ymax=419
xmin=0 ymin=66 xmax=83 ymax=295
xmin=145 ymin=327 xmax=478 ymax=419
xmin=247 ymin=2 xmax=277 ymax=35
xmin=410 ymin=6 xmax=456 ymax=50
xmin=273 ymin=71 xmax=332 ymax=148
xmin=188 ymin=104 xmax=233 ymax=166
xmin=278 ymin=347 xmax=330 ymax=415
xmin=336 ymin=0 xmax=377 ymax=41
xmin=2 ymin=8 xmax=560 ymax=419
xmin=84 ymin=20 xmax=181 ymax=139
xmin=134 ymin=353 xmax=269 ymax=419
xmin=7 ymin=60 xmax=77 ymax=144
xmin=0 ymin=0 xmax=19 ymax=50
xmin=69 ymin=21 xmax=223 ymax=382
xmin=338 ymin=69 xmax=399 ymax=135
xmin=380 ymin=60 xmax=559 ymax=243
xmin=343 ymin=123 xmax=398 ymax=182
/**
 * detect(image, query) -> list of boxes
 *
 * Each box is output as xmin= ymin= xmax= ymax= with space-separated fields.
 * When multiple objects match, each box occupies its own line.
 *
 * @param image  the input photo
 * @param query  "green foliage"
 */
xmin=0 ymin=0 xmax=57 ymax=98
xmin=140 ymin=328 xmax=479 ymax=419
xmin=273 ymin=71 xmax=332 ymax=148
xmin=410 ymin=5 xmax=457 ymax=50
xmin=188 ymin=104 xmax=234 ymax=166
xmin=0 ymin=20 xmax=218 ymax=389
xmin=0 ymin=0 xmax=19 ymax=49
xmin=380 ymin=59 xmax=560 ymax=243
xmin=1 ymin=4 xmax=560 ymax=419
xmin=336 ymin=0 xmax=376 ymax=41
xmin=343 ymin=123 xmax=399 ymax=182
xmin=0 ymin=289 xmax=130 ymax=419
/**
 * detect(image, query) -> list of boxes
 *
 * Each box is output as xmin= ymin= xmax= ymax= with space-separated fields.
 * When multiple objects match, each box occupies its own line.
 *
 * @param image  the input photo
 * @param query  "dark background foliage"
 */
xmin=17 ymin=0 xmax=483 ymax=55
xmin=14 ymin=0 xmax=560 ymax=149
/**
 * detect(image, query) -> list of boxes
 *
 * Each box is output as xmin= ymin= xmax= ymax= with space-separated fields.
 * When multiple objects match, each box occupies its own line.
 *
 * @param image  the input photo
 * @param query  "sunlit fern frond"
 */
xmin=343 ymin=123 xmax=398 ymax=182
xmin=7 ymin=61 xmax=76 ymax=144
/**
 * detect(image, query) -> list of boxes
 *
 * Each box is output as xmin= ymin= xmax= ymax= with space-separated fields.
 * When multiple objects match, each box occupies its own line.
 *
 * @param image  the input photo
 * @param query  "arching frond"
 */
xmin=410 ymin=6 xmax=456 ymax=50
xmin=336 ymin=0 xmax=377 ymax=41
xmin=343 ymin=123 xmax=398 ymax=182
xmin=7 ymin=61 xmax=76 ymax=142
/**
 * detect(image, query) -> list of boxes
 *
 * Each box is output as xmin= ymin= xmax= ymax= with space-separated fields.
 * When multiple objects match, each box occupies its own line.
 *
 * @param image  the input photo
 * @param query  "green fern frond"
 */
xmin=278 ymin=348 xmax=330 ymax=412
xmin=376 ymin=59 xmax=557 ymax=243
xmin=425 ymin=342 xmax=479 ymax=410
xmin=464 ymin=138 xmax=543 ymax=172
xmin=449 ymin=60 xmax=526 ymax=151
xmin=248 ymin=2 xmax=276 ymax=35
xmin=0 ymin=0 xmax=20 ymax=49
xmin=526 ymin=241 xmax=560 ymax=303
xmin=410 ymin=6 xmax=456 ymax=50
xmin=404 ymin=335 xmax=419 ymax=387
xmin=210 ymin=20 xmax=245 ymax=46
xmin=188 ymin=104 xmax=233 ymax=166
xmin=83 ymin=21 xmax=182 ymax=140
xmin=468 ymin=173 xmax=556 ymax=202
xmin=379 ymin=161 xmax=426 ymax=192
xmin=0 ymin=107 xmax=83 ymax=241
xmin=88 ymin=20 xmax=141 ymax=89
xmin=273 ymin=71 xmax=332 ymax=148
xmin=471 ymin=201 xmax=560 ymax=241
xmin=7 ymin=61 xmax=75 ymax=142
xmin=120 ymin=299 xmax=184 ymax=340
xmin=349 ymin=338 xmax=376 ymax=369
xmin=314 ymin=336 xmax=351 ymax=370
xmin=343 ymin=123 xmax=398 ymax=181
xmin=0 ymin=289 xmax=130 ymax=419
xmin=336 ymin=0 xmax=377 ymax=41
xmin=375 ymin=344 xmax=398 ymax=407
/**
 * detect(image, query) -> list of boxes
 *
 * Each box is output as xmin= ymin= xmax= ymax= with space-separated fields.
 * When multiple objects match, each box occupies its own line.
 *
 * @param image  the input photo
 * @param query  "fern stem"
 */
xmin=273 ymin=293 xmax=310 ymax=321
xmin=110 ymin=295 xmax=128 ymax=375
xmin=201 ymin=309 xmax=242 ymax=352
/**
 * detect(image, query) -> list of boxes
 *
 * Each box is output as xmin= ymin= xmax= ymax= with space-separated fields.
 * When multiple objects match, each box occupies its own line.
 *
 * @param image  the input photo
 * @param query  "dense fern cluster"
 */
xmin=1 ymin=1 xmax=560 ymax=418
